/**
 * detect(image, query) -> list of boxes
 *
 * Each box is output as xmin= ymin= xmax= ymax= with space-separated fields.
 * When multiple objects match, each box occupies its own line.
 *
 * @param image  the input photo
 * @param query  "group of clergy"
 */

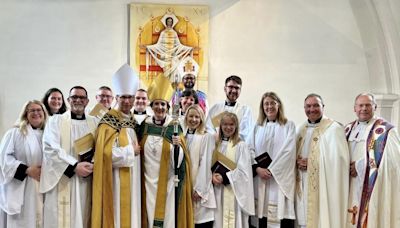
xmin=0 ymin=60 xmax=399 ymax=228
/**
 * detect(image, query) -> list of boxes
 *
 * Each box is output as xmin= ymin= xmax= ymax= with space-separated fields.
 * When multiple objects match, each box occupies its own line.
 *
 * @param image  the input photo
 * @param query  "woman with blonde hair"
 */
xmin=249 ymin=92 xmax=296 ymax=228
xmin=182 ymin=104 xmax=215 ymax=228
xmin=211 ymin=112 xmax=254 ymax=228
xmin=0 ymin=100 xmax=48 ymax=227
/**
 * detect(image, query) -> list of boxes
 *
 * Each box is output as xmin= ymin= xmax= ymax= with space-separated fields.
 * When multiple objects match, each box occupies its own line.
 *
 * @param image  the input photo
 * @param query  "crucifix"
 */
xmin=347 ymin=205 xmax=358 ymax=225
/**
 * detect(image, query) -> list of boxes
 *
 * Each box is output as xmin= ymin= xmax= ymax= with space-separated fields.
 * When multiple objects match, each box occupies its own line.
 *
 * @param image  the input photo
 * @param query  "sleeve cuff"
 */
xmin=14 ymin=163 xmax=28 ymax=181
xmin=64 ymin=162 xmax=78 ymax=178
xmin=252 ymin=163 xmax=260 ymax=177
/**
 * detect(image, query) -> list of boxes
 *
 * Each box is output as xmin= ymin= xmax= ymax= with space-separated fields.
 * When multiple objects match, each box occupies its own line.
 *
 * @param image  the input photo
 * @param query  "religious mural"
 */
xmin=129 ymin=3 xmax=209 ymax=93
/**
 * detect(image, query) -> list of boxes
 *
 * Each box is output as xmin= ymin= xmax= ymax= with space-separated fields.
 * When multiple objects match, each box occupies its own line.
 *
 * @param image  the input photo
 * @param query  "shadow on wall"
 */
xmin=0 ymin=91 xmax=4 ymax=136
xmin=210 ymin=0 xmax=239 ymax=17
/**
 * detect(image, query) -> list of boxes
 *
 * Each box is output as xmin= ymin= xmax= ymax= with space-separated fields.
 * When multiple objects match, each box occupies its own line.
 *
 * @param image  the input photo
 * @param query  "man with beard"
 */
xmin=173 ymin=56 xmax=208 ymax=114
xmin=40 ymin=86 xmax=98 ymax=228
xmin=133 ymin=89 xmax=152 ymax=125
xmin=295 ymin=93 xmax=349 ymax=228
xmin=205 ymin=75 xmax=253 ymax=141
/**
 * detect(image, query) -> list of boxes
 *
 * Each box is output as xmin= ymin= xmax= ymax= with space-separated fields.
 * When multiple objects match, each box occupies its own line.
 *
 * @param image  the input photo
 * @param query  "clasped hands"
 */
xmin=256 ymin=167 xmax=272 ymax=180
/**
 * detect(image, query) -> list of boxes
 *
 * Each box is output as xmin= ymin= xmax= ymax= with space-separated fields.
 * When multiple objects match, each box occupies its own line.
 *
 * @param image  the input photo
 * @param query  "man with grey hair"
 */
xmin=345 ymin=93 xmax=400 ymax=228
xmin=295 ymin=93 xmax=349 ymax=228
xmin=40 ymin=86 xmax=97 ymax=228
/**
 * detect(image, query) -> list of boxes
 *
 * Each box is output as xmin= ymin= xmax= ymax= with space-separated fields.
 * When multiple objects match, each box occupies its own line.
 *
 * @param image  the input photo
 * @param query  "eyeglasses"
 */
xmin=28 ymin=109 xmax=43 ymax=114
xmin=69 ymin=95 xmax=87 ymax=101
xmin=97 ymin=94 xmax=113 ymax=99
xmin=264 ymin=102 xmax=278 ymax=107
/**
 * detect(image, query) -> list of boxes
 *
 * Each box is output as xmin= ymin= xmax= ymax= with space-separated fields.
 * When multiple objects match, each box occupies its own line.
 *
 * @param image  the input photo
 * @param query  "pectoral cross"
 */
xmin=347 ymin=205 xmax=358 ymax=225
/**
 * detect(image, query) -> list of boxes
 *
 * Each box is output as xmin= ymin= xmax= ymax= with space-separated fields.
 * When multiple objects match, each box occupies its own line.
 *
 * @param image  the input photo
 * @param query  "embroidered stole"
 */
xmin=296 ymin=118 xmax=333 ymax=228
xmin=345 ymin=119 xmax=393 ymax=228
xmin=92 ymin=109 xmax=135 ymax=228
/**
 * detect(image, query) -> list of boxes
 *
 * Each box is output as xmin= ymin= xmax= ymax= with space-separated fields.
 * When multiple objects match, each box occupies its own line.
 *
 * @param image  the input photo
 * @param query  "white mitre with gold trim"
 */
xmin=177 ymin=56 xmax=199 ymax=81
xmin=112 ymin=63 xmax=139 ymax=96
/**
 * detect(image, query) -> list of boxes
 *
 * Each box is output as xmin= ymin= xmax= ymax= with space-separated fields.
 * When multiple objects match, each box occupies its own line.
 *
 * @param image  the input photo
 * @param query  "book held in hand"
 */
xmin=255 ymin=152 xmax=272 ymax=168
xmin=74 ymin=133 xmax=95 ymax=162
xmin=211 ymin=151 xmax=237 ymax=185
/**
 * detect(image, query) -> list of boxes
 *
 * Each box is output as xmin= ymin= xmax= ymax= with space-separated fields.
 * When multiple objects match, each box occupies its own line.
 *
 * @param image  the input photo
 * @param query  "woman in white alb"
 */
xmin=0 ymin=100 xmax=48 ymax=228
xmin=249 ymin=92 xmax=296 ymax=228
xmin=212 ymin=112 xmax=255 ymax=228
xmin=182 ymin=104 xmax=215 ymax=228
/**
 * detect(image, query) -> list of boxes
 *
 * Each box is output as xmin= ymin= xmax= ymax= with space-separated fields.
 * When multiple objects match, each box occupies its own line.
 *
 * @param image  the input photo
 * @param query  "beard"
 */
xmin=184 ymin=81 xmax=195 ymax=89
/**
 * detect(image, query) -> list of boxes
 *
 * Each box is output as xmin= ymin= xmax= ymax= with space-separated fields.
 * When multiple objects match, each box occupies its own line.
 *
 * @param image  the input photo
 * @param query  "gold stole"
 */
xmin=296 ymin=118 xmax=333 ymax=228
xmin=222 ymin=142 xmax=236 ymax=228
xmin=140 ymin=134 xmax=194 ymax=228
xmin=91 ymin=110 xmax=131 ymax=228
xmin=59 ymin=113 xmax=96 ymax=228
xmin=118 ymin=128 xmax=131 ymax=228
xmin=59 ymin=114 xmax=71 ymax=228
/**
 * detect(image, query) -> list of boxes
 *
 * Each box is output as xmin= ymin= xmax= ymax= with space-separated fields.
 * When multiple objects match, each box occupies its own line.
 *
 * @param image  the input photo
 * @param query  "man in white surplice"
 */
xmin=295 ymin=93 xmax=349 ymax=228
xmin=92 ymin=64 xmax=141 ymax=228
xmin=133 ymin=89 xmax=153 ymax=125
xmin=205 ymin=75 xmax=253 ymax=141
xmin=40 ymin=86 xmax=98 ymax=228
xmin=345 ymin=93 xmax=400 ymax=228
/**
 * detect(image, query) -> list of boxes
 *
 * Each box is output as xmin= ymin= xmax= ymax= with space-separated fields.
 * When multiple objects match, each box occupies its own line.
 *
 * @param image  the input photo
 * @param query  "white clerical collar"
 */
xmin=357 ymin=118 xmax=373 ymax=125
xmin=134 ymin=110 xmax=146 ymax=115
xmin=153 ymin=117 xmax=166 ymax=126
xmin=71 ymin=111 xmax=86 ymax=120
xmin=225 ymin=101 xmax=236 ymax=107
xmin=187 ymin=129 xmax=196 ymax=135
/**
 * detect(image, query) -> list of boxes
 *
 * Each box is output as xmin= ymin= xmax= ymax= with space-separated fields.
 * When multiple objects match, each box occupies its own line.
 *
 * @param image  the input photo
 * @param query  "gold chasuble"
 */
xmin=92 ymin=109 xmax=136 ymax=228
xmin=139 ymin=121 xmax=194 ymax=228
xmin=296 ymin=118 xmax=333 ymax=228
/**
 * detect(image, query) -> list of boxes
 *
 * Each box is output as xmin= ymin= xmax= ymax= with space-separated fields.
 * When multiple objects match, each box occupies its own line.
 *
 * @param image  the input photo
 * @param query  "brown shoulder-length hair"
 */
xmin=14 ymin=100 xmax=48 ymax=135
xmin=184 ymin=104 xmax=206 ymax=134
xmin=257 ymin=92 xmax=287 ymax=126
xmin=218 ymin=111 xmax=241 ymax=146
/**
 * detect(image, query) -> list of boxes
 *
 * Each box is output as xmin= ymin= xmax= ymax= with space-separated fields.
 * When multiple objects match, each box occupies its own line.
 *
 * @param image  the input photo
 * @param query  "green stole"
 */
xmin=139 ymin=121 xmax=194 ymax=228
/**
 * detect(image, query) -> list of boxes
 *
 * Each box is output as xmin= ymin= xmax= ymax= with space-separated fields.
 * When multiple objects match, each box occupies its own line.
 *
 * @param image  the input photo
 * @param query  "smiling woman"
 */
xmin=0 ymin=100 xmax=48 ymax=227
xmin=41 ymin=88 xmax=67 ymax=116
xmin=182 ymin=104 xmax=215 ymax=227
xmin=249 ymin=92 xmax=296 ymax=228
xmin=211 ymin=111 xmax=255 ymax=227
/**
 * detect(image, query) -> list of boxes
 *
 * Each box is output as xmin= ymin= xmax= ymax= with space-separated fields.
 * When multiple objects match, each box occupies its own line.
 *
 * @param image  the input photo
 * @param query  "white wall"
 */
xmin=208 ymin=0 xmax=370 ymax=125
xmin=0 ymin=0 xmax=398 ymax=136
